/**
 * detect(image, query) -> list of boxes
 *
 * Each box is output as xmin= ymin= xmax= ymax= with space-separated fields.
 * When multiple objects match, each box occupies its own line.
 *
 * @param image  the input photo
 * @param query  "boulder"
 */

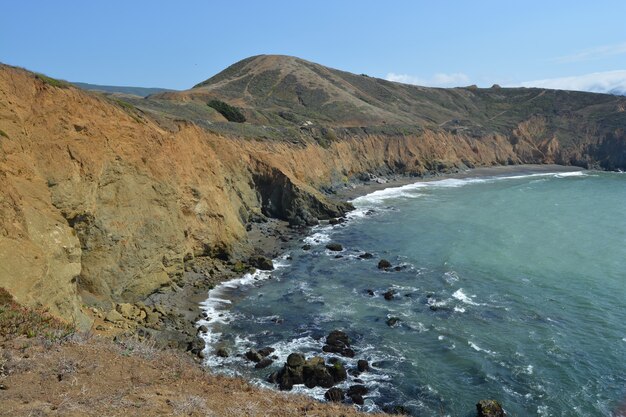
xmin=255 ymin=358 xmax=273 ymax=369
xmin=104 ymin=309 xmax=124 ymax=323
xmin=302 ymin=244 xmax=312 ymax=251
xmin=359 ymin=252 xmax=374 ymax=259
xmin=250 ymin=256 xmax=274 ymax=271
xmin=258 ymin=347 xmax=275 ymax=357
xmin=215 ymin=347 xmax=229 ymax=358
xmin=476 ymin=400 xmax=505 ymax=417
xmin=324 ymin=387 xmax=344 ymax=402
xmin=245 ymin=349 xmax=263 ymax=363
xmin=357 ymin=359 xmax=369 ymax=372
xmin=378 ymin=259 xmax=392 ymax=269
xmin=328 ymin=361 xmax=347 ymax=383
xmin=116 ymin=303 xmax=140 ymax=319
xmin=322 ymin=330 xmax=355 ymax=357
xmin=325 ymin=243 xmax=343 ymax=251
xmin=286 ymin=352 xmax=305 ymax=367
xmin=347 ymin=384 xmax=368 ymax=405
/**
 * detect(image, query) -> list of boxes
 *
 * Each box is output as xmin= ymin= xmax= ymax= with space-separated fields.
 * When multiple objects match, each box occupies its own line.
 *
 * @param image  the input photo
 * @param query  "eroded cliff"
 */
xmin=0 ymin=61 xmax=625 ymax=328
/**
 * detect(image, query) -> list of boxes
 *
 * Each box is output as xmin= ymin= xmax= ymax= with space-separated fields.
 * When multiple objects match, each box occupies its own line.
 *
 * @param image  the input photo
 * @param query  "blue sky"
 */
xmin=2 ymin=1 xmax=626 ymax=92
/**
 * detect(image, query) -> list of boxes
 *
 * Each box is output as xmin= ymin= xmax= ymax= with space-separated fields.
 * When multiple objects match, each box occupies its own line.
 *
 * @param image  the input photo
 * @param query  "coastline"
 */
xmin=161 ymin=164 xmax=585 ymax=355
xmin=185 ymin=164 xmax=587 ymax=401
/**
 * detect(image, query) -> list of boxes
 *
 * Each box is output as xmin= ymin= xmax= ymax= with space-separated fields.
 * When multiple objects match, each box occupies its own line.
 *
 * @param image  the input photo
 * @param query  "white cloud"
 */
xmin=554 ymin=42 xmax=626 ymax=63
xmin=520 ymin=70 xmax=626 ymax=95
xmin=386 ymin=72 xmax=470 ymax=87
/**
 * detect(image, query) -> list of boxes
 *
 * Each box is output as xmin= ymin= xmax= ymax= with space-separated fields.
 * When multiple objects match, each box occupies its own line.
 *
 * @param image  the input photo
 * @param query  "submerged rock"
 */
xmin=383 ymin=290 xmax=396 ymax=300
xmin=386 ymin=316 xmax=401 ymax=327
xmin=476 ymin=400 xmax=505 ymax=417
xmin=359 ymin=252 xmax=374 ymax=259
xmin=325 ymin=243 xmax=343 ymax=251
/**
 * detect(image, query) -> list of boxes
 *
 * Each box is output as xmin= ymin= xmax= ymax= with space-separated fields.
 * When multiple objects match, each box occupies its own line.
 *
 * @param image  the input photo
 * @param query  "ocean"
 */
xmin=198 ymin=170 xmax=626 ymax=416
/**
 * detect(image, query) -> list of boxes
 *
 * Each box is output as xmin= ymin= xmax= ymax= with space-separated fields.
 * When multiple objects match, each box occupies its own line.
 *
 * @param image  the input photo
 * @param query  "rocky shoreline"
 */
xmin=94 ymin=164 xmax=581 ymax=415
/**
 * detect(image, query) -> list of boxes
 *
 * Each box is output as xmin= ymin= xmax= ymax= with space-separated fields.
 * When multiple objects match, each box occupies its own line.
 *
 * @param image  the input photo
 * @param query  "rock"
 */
xmin=383 ymin=290 xmax=396 ymax=300
xmin=255 ymin=358 xmax=273 ymax=369
xmin=366 ymin=289 xmax=375 ymax=296
xmin=351 ymin=393 xmax=364 ymax=405
xmin=328 ymin=361 xmax=347 ymax=383
xmin=328 ymin=218 xmax=344 ymax=225
xmin=188 ymin=337 xmax=205 ymax=355
xmin=325 ymin=243 xmax=343 ymax=251
xmin=0 ymin=383 xmax=6 ymax=390
xmin=322 ymin=330 xmax=355 ymax=357
xmin=245 ymin=349 xmax=263 ymax=363
xmin=197 ymin=325 xmax=208 ymax=333
xmin=250 ymin=256 xmax=274 ymax=271
xmin=357 ymin=359 xmax=369 ymax=372
xmin=347 ymin=384 xmax=368 ymax=405
xmin=215 ymin=347 xmax=229 ymax=358
xmin=258 ymin=347 xmax=275 ymax=357
xmin=104 ymin=309 xmax=124 ymax=323
xmin=302 ymin=244 xmax=312 ymax=251
xmin=386 ymin=316 xmax=401 ymax=327
xmin=286 ymin=352 xmax=305 ymax=367
xmin=378 ymin=259 xmax=392 ymax=269
xmin=324 ymin=387 xmax=344 ymax=402
xmin=476 ymin=400 xmax=505 ymax=417
xmin=326 ymin=330 xmax=350 ymax=347
xmin=303 ymin=360 xmax=334 ymax=388
xmin=359 ymin=252 xmax=374 ymax=259
xmin=347 ymin=384 xmax=368 ymax=396
xmin=95 ymin=325 xmax=106 ymax=331
xmin=116 ymin=303 xmax=140 ymax=319
xmin=144 ymin=310 xmax=160 ymax=327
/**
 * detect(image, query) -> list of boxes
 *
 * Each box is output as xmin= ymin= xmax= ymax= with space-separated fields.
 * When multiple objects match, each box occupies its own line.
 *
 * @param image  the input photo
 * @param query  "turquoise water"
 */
xmin=200 ymin=171 xmax=626 ymax=416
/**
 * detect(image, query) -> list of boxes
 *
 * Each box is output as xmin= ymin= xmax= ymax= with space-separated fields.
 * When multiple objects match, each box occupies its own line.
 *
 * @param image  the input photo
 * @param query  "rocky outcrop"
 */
xmin=476 ymin=399 xmax=506 ymax=417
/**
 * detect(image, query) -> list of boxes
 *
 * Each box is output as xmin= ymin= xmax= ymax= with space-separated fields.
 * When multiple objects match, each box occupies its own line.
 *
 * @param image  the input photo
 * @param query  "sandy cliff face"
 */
xmin=0 ymin=64 xmax=624 ymax=328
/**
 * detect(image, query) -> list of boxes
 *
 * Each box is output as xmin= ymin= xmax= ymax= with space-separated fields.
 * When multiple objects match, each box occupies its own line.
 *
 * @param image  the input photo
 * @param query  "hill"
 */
xmin=72 ymin=82 xmax=173 ymax=97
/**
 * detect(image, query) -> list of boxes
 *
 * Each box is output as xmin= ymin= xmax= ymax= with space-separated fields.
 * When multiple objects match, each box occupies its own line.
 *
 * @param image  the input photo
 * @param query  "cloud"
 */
xmin=554 ymin=42 xmax=626 ymax=63
xmin=386 ymin=72 xmax=470 ymax=87
xmin=520 ymin=70 xmax=626 ymax=95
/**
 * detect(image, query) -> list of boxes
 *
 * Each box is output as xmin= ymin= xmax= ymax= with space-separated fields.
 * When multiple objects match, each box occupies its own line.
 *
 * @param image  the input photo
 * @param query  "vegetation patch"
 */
xmin=35 ymin=73 xmax=71 ymax=89
xmin=0 ymin=288 xmax=74 ymax=341
xmin=0 ymin=129 xmax=8 ymax=138
xmin=207 ymin=100 xmax=246 ymax=123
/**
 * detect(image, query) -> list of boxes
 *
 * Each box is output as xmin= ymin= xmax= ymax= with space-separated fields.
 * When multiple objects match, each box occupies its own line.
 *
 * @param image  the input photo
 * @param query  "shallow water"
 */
xmin=198 ymin=171 xmax=626 ymax=416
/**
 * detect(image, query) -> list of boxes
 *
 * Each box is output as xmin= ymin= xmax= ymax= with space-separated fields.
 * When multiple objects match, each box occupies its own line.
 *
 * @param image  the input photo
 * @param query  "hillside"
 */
xmin=1 ymin=55 xmax=625 ymax=333
xmin=72 ymin=82 xmax=173 ymax=97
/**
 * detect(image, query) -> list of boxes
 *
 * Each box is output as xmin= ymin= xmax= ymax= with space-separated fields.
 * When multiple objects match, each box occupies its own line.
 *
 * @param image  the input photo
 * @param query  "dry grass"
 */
xmin=0 ymin=334 xmax=390 ymax=417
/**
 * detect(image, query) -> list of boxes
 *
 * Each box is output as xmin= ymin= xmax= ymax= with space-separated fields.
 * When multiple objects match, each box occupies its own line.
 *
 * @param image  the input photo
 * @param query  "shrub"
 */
xmin=207 ymin=100 xmax=246 ymax=123
xmin=35 ymin=73 xmax=71 ymax=89
xmin=0 ymin=288 xmax=74 ymax=341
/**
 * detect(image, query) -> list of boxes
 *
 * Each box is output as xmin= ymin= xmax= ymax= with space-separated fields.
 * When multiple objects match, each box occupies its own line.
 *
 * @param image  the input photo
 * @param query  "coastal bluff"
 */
xmin=1 ymin=56 xmax=625 ymax=328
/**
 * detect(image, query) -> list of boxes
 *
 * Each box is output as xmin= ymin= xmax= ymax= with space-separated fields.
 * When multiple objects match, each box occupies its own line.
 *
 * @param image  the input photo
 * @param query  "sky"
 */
xmin=2 ymin=1 xmax=626 ymax=93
